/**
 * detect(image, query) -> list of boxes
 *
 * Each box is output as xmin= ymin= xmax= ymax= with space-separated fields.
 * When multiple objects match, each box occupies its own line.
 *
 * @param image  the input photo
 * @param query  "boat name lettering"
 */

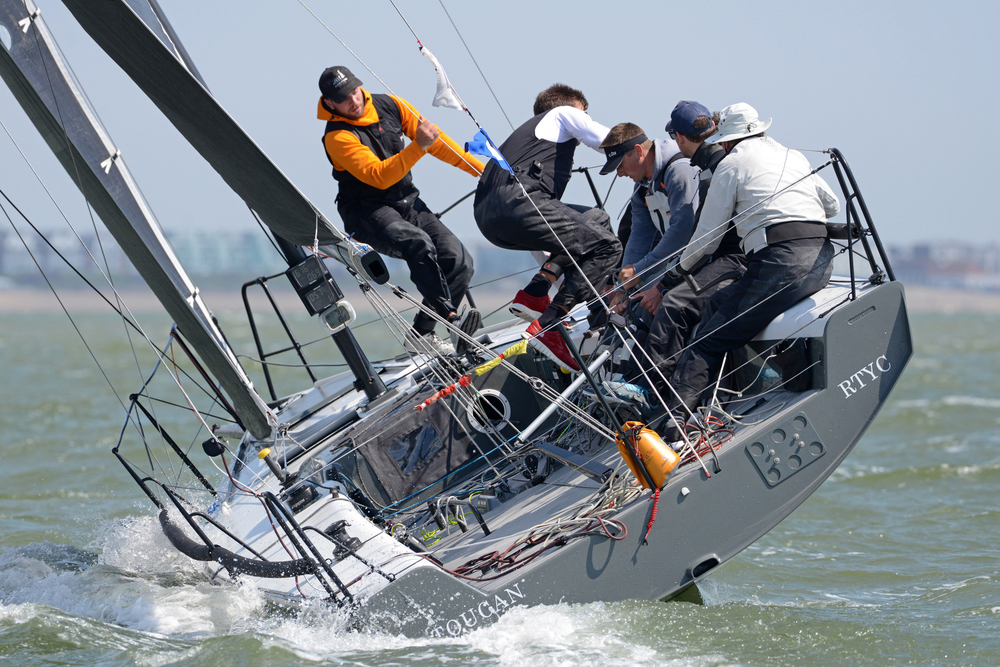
xmin=838 ymin=355 xmax=891 ymax=399
xmin=428 ymin=583 xmax=527 ymax=637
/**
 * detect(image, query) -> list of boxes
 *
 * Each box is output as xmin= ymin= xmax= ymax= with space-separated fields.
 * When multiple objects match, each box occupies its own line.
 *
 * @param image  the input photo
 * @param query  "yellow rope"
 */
xmin=473 ymin=339 xmax=528 ymax=375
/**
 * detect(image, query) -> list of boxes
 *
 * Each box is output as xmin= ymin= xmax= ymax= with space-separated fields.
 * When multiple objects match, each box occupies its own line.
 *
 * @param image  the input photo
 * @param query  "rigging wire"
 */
xmin=296 ymin=0 xmax=481 ymax=175
xmin=0 ymin=199 xmax=131 ymax=418
xmin=601 ymin=169 xmax=618 ymax=209
xmin=353 ymin=281 xmax=536 ymax=480
xmin=0 ymin=128 xmax=237 ymax=442
xmin=376 ymin=0 xmax=621 ymax=327
xmin=435 ymin=0 xmax=514 ymax=131
xmin=24 ymin=11 xmax=176 ymax=404
xmin=383 ymin=280 xmax=615 ymax=434
xmin=9 ymin=11 xmax=233 ymax=468
xmin=0 ymin=184 xmax=137 ymax=329
xmin=0 ymin=181 xmax=240 ymax=428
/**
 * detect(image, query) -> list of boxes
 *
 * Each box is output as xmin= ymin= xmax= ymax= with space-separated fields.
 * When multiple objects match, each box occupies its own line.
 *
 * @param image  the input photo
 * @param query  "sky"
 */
xmin=1 ymin=0 xmax=998 ymax=263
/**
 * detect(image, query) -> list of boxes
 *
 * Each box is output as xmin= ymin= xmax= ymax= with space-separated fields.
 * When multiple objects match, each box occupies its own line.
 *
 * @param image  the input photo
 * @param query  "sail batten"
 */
xmin=0 ymin=0 xmax=273 ymax=438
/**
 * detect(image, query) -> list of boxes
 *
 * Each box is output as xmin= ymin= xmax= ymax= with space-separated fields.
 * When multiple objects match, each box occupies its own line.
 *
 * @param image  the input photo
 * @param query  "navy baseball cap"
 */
xmin=319 ymin=66 xmax=363 ymax=104
xmin=664 ymin=101 xmax=713 ymax=136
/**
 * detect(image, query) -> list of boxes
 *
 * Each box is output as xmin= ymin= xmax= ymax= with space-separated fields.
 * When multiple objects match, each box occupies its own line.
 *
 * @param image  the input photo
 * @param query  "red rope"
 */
xmin=415 ymin=373 xmax=472 ymax=411
xmin=642 ymin=487 xmax=661 ymax=545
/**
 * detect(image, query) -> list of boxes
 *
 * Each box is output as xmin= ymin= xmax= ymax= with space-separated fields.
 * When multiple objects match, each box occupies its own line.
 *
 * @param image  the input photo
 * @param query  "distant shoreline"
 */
xmin=0 ymin=285 xmax=513 ymax=316
xmin=902 ymin=285 xmax=1000 ymax=314
xmin=0 ymin=285 xmax=998 ymax=315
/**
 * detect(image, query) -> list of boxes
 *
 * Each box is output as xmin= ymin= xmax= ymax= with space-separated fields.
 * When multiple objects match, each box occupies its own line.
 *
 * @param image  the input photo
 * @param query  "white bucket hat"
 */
xmin=707 ymin=103 xmax=772 ymax=143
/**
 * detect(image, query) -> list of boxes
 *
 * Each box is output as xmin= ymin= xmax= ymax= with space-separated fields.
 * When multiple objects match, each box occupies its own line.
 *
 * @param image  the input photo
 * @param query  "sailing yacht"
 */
xmin=0 ymin=0 xmax=912 ymax=637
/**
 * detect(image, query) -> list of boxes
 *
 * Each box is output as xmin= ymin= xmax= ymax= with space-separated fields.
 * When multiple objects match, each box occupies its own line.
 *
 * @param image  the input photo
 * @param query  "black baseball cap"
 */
xmin=600 ymin=133 xmax=647 ymax=175
xmin=319 ymin=66 xmax=363 ymax=104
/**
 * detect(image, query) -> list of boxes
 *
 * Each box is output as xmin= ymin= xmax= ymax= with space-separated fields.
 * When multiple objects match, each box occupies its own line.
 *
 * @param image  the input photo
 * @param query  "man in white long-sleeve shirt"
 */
xmin=661 ymin=103 xmax=840 ymax=437
xmin=474 ymin=84 xmax=621 ymax=371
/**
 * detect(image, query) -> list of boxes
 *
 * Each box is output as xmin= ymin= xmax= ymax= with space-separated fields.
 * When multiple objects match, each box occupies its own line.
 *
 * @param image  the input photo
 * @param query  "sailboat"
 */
xmin=0 ymin=0 xmax=912 ymax=638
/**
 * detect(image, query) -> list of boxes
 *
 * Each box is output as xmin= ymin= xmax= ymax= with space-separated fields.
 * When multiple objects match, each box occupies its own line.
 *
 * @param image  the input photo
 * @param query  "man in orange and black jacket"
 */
xmin=318 ymin=66 xmax=485 ymax=354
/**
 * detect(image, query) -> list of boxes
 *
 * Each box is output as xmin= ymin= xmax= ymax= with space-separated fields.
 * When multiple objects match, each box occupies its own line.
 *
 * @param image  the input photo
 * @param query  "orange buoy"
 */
xmin=616 ymin=421 xmax=679 ymax=489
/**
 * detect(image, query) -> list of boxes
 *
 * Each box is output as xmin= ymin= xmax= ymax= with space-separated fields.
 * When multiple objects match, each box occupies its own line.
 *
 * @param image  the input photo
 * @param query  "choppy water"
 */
xmin=1 ymin=305 xmax=998 ymax=666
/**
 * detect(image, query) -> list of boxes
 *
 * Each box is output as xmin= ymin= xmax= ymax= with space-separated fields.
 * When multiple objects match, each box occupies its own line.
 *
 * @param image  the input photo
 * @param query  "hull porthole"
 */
xmin=467 ymin=389 xmax=511 ymax=433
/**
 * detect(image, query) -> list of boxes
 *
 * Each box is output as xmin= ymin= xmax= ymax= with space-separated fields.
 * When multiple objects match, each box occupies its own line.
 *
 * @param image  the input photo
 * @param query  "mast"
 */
xmin=274 ymin=237 xmax=387 ymax=401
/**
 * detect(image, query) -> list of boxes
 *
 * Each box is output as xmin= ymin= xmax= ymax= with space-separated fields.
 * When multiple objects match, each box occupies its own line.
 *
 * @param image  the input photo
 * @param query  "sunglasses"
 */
xmin=667 ymin=130 xmax=676 ymax=140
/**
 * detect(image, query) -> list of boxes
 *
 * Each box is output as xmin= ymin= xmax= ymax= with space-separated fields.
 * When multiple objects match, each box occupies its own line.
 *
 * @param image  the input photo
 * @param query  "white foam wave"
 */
xmin=0 ymin=601 xmax=43 ymax=624
xmin=928 ymin=575 xmax=992 ymax=592
xmin=461 ymin=602 xmax=723 ymax=667
xmin=95 ymin=514 xmax=203 ymax=576
xmin=0 ymin=523 xmax=798 ymax=665
xmin=941 ymin=395 xmax=1000 ymax=409
xmin=227 ymin=601 xmax=434 ymax=659
xmin=0 ymin=520 xmax=271 ymax=638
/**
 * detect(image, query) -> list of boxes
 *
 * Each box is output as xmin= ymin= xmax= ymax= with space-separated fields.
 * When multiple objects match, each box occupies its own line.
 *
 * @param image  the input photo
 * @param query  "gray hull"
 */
xmin=353 ymin=280 xmax=911 ymax=636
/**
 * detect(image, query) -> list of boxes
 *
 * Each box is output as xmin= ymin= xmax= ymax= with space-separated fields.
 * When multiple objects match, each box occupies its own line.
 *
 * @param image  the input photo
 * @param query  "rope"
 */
xmin=642 ymin=487 xmax=660 ymax=545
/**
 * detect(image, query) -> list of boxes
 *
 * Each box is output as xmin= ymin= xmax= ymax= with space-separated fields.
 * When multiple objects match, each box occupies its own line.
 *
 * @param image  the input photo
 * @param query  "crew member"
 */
xmin=661 ymin=103 xmax=840 ymax=439
xmin=473 ymin=84 xmax=621 ymax=371
xmin=318 ymin=66 xmax=483 ymax=355
xmin=598 ymin=122 xmax=700 ymax=308
xmin=626 ymin=101 xmax=747 ymax=401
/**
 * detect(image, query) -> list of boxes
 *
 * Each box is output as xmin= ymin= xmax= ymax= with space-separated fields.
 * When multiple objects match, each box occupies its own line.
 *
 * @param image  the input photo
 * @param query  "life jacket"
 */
xmin=692 ymin=142 xmax=742 ymax=259
xmin=479 ymin=110 xmax=578 ymax=198
xmin=323 ymin=94 xmax=417 ymax=206
xmin=643 ymin=151 xmax=686 ymax=235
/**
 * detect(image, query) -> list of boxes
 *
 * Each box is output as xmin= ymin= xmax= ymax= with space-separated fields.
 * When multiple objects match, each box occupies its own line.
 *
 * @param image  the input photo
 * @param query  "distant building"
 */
xmin=888 ymin=242 xmax=1000 ymax=292
xmin=0 ymin=229 xmax=543 ymax=295
xmin=10 ymin=228 xmax=996 ymax=295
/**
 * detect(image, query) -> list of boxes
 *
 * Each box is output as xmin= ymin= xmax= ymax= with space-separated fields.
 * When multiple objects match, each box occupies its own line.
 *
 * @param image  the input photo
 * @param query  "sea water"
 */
xmin=1 ymin=305 xmax=998 ymax=666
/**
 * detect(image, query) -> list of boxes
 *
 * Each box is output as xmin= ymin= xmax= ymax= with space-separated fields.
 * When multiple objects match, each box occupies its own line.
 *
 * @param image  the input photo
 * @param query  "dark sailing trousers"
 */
xmin=474 ymin=183 xmax=621 ymax=312
xmin=635 ymin=253 xmax=748 ymax=402
xmin=668 ymin=238 xmax=835 ymax=412
xmin=339 ymin=196 xmax=473 ymax=332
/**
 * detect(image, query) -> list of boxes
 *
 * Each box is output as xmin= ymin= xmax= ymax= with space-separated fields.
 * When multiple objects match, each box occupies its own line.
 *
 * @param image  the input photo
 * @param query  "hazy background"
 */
xmin=1 ymin=0 xmax=997 ymax=262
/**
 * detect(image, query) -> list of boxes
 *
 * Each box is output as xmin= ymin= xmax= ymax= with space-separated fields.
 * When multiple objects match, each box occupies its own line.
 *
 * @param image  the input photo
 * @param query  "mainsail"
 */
xmin=0 ymin=0 xmax=273 ymax=438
